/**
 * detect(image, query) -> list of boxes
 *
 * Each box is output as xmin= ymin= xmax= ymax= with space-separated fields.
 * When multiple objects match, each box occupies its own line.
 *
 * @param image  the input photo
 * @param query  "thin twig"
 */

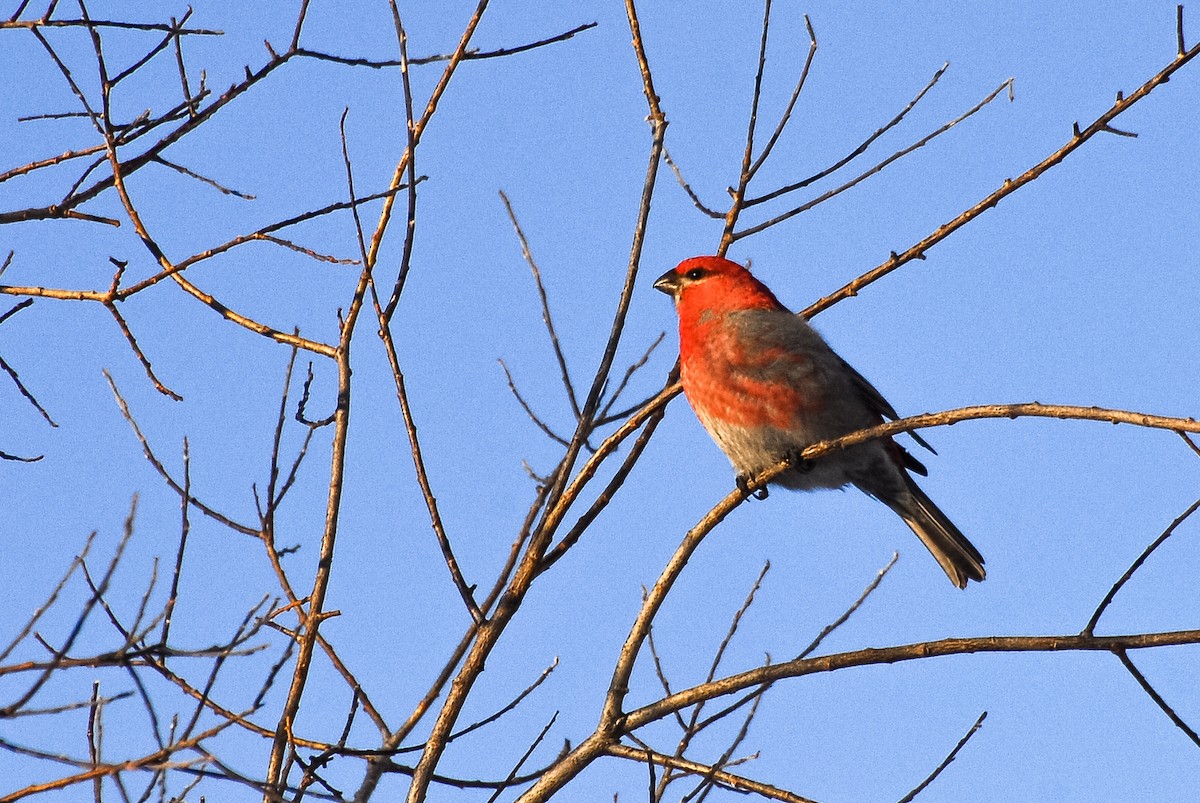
xmin=352 ymin=102 xmax=484 ymax=626
xmin=105 ymin=371 xmax=257 ymax=535
xmin=717 ymin=0 xmax=774 ymax=254
xmin=0 ymin=533 xmax=96 ymax=664
xmin=607 ymin=744 xmax=817 ymax=803
xmin=381 ymin=0 xmax=419 ymax=322
xmin=289 ymin=22 xmax=597 ymax=70
xmin=746 ymin=62 xmax=949 ymax=207
xmin=391 ymin=658 xmax=560 ymax=753
xmin=746 ymin=14 xmax=817 ymax=180
xmin=735 ymin=77 xmax=1012 ymax=241
xmin=662 ymin=563 xmax=771 ymax=799
xmin=896 ymin=711 xmax=987 ymax=803
xmin=500 ymin=190 xmax=581 ymax=419
xmin=0 ymin=353 xmax=58 ymax=426
xmin=1114 ymin=650 xmax=1200 ymax=749
xmin=662 ymin=146 xmax=722 ymax=218
xmin=151 ymin=155 xmax=256 ymax=198
xmin=1084 ymin=496 xmax=1200 ymax=635
xmin=485 ymin=712 xmax=559 ymax=803
xmin=159 ymin=439 xmax=192 ymax=647
xmin=798 ymin=552 xmax=898 ymax=659
xmin=802 ymin=34 xmax=1200 ymax=317
xmin=597 ymin=331 xmax=666 ymax=423
xmin=499 ymin=358 xmax=573 ymax=447
xmin=104 ymin=302 xmax=182 ymax=400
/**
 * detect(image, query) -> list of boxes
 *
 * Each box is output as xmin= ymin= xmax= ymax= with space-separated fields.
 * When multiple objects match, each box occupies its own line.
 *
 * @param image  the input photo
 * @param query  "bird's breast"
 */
xmin=680 ymin=336 xmax=823 ymax=430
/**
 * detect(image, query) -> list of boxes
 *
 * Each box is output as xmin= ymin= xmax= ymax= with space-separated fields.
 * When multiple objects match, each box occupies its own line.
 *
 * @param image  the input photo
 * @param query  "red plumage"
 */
xmin=655 ymin=255 xmax=985 ymax=588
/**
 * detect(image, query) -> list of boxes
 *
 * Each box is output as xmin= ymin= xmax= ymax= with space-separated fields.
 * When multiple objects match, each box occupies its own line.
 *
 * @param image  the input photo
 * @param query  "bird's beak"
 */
xmin=653 ymin=269 xmax=680 ymax=297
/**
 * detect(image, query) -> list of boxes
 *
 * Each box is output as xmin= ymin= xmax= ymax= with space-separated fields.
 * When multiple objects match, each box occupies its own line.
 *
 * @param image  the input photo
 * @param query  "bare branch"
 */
xmin=484 ymin=711 xmax=558 ymax=803
xmin=1115 ymin=650 xmax=1200 ymax=750
xmin=289 ymin=22 xmax=597 ymax=70
xmin=105 ymin=371 xmax=258 ymax=536
xmin=380 ymin=1 xmax=418 ymax=321
xmin=500 ymin=358 xmax=574 ymax=448
xmin=662 ymin=146 xmax=723 ymax=218
xmin=607 ymin=744 xmax=817 ymax=803
xmin=0 ymin=533 xmax=96 ymax=664
xmin=597 ymin=331 xmax=666 ymax=424
xmin=1085 ymin=496 xmax=1200 ymax=636
xmin=734 ymin=76 xmax=1012 ymax=241
xmin=897 ymin=711 xmax=988 ymax=803
xmin=798 ymin=552 xmax=898 ymax=659
xmin=802 ymin=35 xmax=1200 ymax=317
xmin=746 ymin=62 xmax=949 ymax=208
xmin=151 ymin=155 xmax=256 ymax=198
xmin=0 ymin=350 xmax=58 ymax=426
xmin=500 ymin=189 xmax=582 ymax=420
xmin=626 ymin=629 xmax=1200 ymax=736
xmin=746 ymin=14 xmax=818 ymax=180
xmin=716 ymin=0 xmax=774 ymax=254
xmin=103 ymin=301 xmax=182 ymax=400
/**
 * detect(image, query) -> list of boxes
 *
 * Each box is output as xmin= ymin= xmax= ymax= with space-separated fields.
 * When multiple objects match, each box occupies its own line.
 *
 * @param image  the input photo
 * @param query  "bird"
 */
xmin=653 ymin=255 xmax=985 ymax=588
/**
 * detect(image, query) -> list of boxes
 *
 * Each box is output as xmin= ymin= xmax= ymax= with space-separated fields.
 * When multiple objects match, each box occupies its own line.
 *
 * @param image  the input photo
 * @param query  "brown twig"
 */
xmin=380 ymin=0 xmax=419 ymax=322
xmin=626 ymin=630 xmax=1200 ymax=735
xmin=656 ymin=562 xmax=771 ymax=799
xmin=791 ymin=403 xmax=1200 ymax=470
xmin=596 ymin=331 xmax=666 ymax=424
xmin=801 ymin=33 xmax=1200 ymax=318
xmin=0 ymin=143 xmax=108 ymax=184
xmin=1084 ymin=495 xmax=1200 ymax=636
xmin=103 ymin=300 xmax=182 ymax=400
xmin=798 ymin=552 xmax=898 ymax=660
xmin=746 ymin=14 xmax=818 ymax=182
xmin=607 ymin=744 xmax=817 ymax=803
xmin=288 ymin=22 xmax=596 ymax=71
xmin=662 ymin=145 xmax=723 ymax=218
xmin=0 ymin=532 xmax=95 ymax=664
xmin=500 ymin=189 xmax=582 ymax=419
xmin=499 ymin=358 xmax=573 ymax=448
xmin=2 ymin=16 xmax=222 ymax=35
xmin=716 ymin=0 xmax=775 ymax=255
xmin=1114 ymin=649 xmax=1200 ymax=749
xmin=0 ymin=497 xmax=136 ymax=718
xmin=0 ymin=348 xmax=58 ymax=426
xmin=897 ymin=711 xmax=988 ymax=803
xmin=406 ymin=2 xmax=667 ymax=799
xmin=734 ymin=77 xmax=1013 ymax=241
xmin=745 ymin=61 xmax=949 ymax=208
xmin=343 ymin=111 xmax=483 ymax=626
xmin=539 ymin=406 xmax=667 ymax=572
xmin=484 ymin=712 xmax=559 ymax=803
xmin=151 ymin=154 xmax=256 ymax=198
xmin=105 ymin=371 xmax=257 ymax=535
xmin=158 ymin=439 xmax=192 ymax=650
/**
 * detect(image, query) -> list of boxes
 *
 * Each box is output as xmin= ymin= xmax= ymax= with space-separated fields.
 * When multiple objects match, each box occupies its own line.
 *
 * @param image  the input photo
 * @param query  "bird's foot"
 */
xmin=736 ymin=473 xmax=769 ymax=500
xmin=784 ymin=450 xmax=814 ymax=474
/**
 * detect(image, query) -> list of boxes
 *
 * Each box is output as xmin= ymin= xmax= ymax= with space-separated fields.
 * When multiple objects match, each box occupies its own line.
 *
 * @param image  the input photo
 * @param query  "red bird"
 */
xmin=654 ymin=255 xmax=985 ymax=588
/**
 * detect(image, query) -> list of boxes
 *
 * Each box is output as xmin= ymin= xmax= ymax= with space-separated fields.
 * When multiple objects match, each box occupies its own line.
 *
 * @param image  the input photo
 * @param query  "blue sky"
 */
xmin=2 ymin=2 xmax=1199 ymax=800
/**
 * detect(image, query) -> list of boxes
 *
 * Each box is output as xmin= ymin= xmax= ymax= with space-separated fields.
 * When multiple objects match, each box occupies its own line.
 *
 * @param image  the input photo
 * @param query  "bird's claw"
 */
xmin=737 ymin=473 xmax=769 ymax=500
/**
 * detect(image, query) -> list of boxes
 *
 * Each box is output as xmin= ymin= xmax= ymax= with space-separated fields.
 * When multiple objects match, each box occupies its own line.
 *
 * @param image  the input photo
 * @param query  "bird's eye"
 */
xmin=684 ymin=268 xmax=707 ymax=281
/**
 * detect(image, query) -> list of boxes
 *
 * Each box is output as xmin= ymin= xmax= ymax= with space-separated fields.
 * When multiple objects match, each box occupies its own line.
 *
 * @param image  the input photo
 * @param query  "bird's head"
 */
xmin=653 ymin=256 xmax=784 ymax=314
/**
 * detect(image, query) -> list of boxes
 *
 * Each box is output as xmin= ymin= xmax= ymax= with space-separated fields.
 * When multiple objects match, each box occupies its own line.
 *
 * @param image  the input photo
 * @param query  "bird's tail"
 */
xmin=893 ymin=475 xmax=986 ymax=589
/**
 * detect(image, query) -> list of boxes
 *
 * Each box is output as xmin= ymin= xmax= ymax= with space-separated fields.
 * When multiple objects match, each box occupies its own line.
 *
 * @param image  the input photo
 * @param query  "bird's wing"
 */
xmin=836 ymin=354 xmax=937 ymax=456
